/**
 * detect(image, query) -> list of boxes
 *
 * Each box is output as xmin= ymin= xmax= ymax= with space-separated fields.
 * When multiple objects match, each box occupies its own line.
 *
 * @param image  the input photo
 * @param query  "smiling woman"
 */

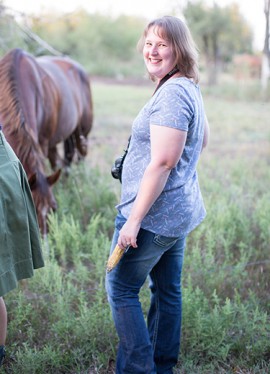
xmin=105 ymin=15 xmax=209 ymax=374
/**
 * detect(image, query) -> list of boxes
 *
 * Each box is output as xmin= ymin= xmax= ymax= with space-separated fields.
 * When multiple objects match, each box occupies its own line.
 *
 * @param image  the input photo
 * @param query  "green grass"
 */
xmin=2 ymin=78 xmax=270 ymax=373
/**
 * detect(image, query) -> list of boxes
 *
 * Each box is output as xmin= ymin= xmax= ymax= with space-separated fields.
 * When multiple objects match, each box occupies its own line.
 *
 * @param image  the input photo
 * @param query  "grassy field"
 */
xmin=2 ymin=78 xmax=270 ymax=373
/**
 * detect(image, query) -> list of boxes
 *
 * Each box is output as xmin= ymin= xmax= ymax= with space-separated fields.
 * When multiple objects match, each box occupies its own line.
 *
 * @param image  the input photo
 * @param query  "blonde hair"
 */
xmin=137 ymin=16 xmax=200 ymax=83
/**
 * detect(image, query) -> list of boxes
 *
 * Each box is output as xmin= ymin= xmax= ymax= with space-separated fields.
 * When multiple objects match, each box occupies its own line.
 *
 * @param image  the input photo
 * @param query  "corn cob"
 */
xmin=106 ymin=244 xmax=126 ymax=273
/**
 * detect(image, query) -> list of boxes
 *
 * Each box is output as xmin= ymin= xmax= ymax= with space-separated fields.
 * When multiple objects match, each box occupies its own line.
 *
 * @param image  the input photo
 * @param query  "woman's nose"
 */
xmin=150 ymin=45 xmax=158 ymax=55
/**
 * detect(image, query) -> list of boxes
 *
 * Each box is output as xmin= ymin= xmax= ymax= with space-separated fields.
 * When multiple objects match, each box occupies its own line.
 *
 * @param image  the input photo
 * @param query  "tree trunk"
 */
xmin=203 ymin=34 xmax=219 ymax=86
xmin=261 ymin=0 xmax=270 ymax=90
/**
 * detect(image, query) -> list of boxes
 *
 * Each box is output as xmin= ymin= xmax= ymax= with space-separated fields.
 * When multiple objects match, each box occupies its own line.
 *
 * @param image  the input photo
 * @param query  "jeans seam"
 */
xmin=150 ymin=268 xmax=160 ymax=353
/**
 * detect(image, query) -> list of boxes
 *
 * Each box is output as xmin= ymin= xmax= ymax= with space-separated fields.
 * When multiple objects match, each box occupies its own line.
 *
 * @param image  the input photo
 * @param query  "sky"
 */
xmin=4 ymin=0 xmax=266 ymax=51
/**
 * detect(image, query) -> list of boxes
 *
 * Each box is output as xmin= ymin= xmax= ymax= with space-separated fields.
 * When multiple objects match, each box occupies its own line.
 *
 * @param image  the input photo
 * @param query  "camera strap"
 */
xmin=152 ymin=67 xmax=179 ymax=95
xmin=122 ymin=135 xmax=131 ymax=158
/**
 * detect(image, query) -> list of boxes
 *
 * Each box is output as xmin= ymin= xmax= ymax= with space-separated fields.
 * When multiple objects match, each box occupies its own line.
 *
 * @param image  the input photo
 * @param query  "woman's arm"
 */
xmin=117 ymin=124 xmax=187 ymax=249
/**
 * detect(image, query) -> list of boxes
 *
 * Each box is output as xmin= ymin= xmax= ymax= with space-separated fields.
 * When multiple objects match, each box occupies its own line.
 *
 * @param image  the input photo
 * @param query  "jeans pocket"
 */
xmin=153 ymin=234 xmax=178 ymax=248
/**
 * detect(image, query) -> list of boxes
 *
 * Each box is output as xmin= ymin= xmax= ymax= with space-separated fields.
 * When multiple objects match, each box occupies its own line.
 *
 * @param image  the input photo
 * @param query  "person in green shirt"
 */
xmin=0 ymin=125 xmax=44 ymax=367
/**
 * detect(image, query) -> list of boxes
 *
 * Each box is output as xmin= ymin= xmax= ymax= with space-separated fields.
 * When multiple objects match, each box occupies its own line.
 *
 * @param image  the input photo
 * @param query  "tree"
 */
xmin=183 ymin=1 xmax=253 ymax=85
xmin=0 ymin=4 xmax=26 ymax=55
xmin=261 ymin=0 xmax=270 ymax=90
xmin=31 ymin=11 xmax=146 ymax=76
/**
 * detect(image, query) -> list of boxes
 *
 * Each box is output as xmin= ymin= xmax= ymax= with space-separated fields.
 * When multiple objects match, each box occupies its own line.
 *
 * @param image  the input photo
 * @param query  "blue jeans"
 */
xmin=106 ymin=213 xmax=186 ymax=374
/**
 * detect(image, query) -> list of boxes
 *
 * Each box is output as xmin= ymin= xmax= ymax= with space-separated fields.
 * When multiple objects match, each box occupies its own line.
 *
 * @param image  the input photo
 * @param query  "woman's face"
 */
xmin=143 ymin=26 xmax=175 ymax=80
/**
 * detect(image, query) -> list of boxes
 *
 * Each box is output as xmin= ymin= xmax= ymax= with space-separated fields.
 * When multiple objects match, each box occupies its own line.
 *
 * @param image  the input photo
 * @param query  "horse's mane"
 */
xmin=0 ymin=48 xmax=25 ymax=132
xmin=0 ymin=48 xmax=46 ymax=175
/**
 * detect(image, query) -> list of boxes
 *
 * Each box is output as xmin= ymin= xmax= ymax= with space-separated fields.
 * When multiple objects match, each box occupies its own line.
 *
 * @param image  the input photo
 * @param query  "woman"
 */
xmin=0 ymin=125 xmax=44 ymax=366
xmin=106 ymin=16 xmax=209 ymax=374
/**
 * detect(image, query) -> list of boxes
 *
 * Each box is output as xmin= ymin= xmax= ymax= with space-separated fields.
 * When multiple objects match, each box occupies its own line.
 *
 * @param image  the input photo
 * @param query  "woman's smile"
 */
xmin=143 ymin=26 xmax=175 ymax=80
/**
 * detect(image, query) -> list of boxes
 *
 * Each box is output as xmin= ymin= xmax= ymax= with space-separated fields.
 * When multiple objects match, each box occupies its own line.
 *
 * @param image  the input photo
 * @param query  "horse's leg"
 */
xmin=74 ymin=128 xmax=88 ymax=158
xmin=48 ymin=146 xmax=61 ymax=170
xmin=64 ymin=135 xmax=75 ymax=167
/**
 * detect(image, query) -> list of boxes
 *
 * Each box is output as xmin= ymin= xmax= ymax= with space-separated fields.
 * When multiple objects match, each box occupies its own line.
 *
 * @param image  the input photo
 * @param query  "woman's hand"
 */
xmin=117 ymin=219 xmax=140 ymax=249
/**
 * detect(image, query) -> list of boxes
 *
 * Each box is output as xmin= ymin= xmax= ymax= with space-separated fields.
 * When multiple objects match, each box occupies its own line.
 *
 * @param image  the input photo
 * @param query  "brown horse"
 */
xmin=0 ymin=48 xmax=93 ymax=235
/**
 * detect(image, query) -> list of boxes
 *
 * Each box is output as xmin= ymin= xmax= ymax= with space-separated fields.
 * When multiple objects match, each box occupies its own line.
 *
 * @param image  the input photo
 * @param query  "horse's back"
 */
xmin=37 ymin=55 xmax=93 ymax=139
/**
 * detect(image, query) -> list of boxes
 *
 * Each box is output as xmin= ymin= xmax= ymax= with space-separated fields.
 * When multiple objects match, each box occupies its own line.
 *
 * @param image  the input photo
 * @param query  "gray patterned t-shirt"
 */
xmin=117 ymin=77 xmax=206 ymax=237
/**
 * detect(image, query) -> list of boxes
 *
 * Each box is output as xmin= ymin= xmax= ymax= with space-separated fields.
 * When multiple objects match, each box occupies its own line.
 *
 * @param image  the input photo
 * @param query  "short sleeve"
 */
xmin=149 ymin=82 xmax=194 ymax=132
